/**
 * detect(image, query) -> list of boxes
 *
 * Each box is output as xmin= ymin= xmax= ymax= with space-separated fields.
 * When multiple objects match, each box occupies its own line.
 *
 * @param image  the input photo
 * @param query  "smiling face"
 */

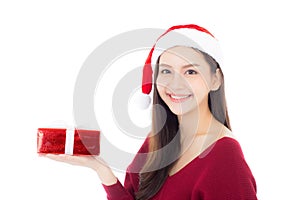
xmin=156 ymin=46 xmax=219 ymax=116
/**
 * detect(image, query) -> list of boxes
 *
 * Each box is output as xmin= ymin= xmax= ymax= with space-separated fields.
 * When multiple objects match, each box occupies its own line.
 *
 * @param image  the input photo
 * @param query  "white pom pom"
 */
xmin=128 ymin=92 xmax=152 ymax=128
xmin=130 ymin=92 xmax=151 ymax=110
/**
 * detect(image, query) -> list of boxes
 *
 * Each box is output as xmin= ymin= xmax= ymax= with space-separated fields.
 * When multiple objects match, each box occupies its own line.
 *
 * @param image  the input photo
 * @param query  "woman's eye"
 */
xmin=161 ymin=69 xmax=171 ymax=74
xmin=185 ymin=69 xmax=198 ymax=75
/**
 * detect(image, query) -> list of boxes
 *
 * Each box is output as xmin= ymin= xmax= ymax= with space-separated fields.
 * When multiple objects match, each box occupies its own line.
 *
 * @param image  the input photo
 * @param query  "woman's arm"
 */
xmin=42 ymin=137 xmax=149 ymax=199
xmin=44 ymin=154 xmax=136 ymax=199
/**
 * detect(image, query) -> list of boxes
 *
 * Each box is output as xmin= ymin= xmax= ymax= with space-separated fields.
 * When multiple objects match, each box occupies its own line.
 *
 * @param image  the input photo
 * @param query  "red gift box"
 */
xmin=37 ymin=128 xmax=100 ymax=155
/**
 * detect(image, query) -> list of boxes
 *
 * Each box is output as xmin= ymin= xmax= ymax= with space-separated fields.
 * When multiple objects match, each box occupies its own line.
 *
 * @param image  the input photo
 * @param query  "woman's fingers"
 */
xmin=40 ymin=153 xmax=116 ymax=184
xmin=41 ymin=154 xmax=109 ymax=170
xmin=43 ymin=154 xmax=95 ymax=166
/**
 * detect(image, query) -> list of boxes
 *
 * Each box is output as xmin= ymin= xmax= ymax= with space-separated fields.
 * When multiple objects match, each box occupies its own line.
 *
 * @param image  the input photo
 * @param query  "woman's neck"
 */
xmin=178 ymin=98 xmax=213 ymax=138
xmin=177 ymin=99 xmax=228 ymax=155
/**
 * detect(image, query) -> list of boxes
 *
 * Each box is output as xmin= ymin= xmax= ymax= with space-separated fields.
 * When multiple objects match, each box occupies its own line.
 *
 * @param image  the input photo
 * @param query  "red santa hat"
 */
xmin=138 ymin=24 xmax=223 ymax=109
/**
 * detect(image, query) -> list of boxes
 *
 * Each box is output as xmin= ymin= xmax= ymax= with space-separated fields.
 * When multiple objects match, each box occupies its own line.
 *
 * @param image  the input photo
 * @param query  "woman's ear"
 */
xmin=211 ymin=68 xmax=222 ymax=91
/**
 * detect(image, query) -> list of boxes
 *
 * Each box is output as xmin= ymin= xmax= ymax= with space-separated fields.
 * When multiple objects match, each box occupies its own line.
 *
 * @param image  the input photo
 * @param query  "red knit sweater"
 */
xmin=103 ymin=137 xmax=257 ymax=200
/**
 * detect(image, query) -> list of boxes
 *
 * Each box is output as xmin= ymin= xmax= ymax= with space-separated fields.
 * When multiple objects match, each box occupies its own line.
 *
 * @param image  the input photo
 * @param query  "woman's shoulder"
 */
xmin=215 ymin=127 xmax=242 ymax=151
xmin=203 ymin=124 xmax=243 ymax=156
xmin=195 ymin=135 xmax=257 ymax=198
xmin=216 ymin=135 xmax=242 ymax=151
xmin=200 ymin=134 xmax=245 ymax=161
xmin=198 ymin=135 xmax=255 ymax=181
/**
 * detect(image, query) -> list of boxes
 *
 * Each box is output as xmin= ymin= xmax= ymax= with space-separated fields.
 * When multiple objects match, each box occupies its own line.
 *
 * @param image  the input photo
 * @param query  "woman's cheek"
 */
xmin=156 ymin=85 xmax=167 ymax=100
xmin=156 ymin=75 xmax=171 ymax=88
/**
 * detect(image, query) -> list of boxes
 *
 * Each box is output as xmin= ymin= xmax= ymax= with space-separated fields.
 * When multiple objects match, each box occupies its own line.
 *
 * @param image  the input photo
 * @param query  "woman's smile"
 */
xmin=167 ymin=93 xmax=193 ymax=103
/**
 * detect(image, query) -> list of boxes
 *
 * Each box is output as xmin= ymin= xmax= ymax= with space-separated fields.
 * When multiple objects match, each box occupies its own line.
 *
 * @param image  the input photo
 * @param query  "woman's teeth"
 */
xmin=168 ymin=94 xmax=192 ymax=102
xmin=170 ymin=95 xmax=190 ymax=99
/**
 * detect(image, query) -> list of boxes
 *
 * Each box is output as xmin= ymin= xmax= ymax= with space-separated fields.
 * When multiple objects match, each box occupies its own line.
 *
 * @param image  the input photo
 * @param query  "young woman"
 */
xmin=45 ymin=24 xmax=257 ymax=199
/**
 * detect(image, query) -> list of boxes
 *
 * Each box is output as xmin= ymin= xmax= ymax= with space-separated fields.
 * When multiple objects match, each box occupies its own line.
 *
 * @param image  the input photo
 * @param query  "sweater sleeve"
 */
xmin=195 ymin=138 xmax=257 ymax=200
xmin=102 ymin=138 xmax=149 ymax=200
xmin=102 ymin=178 xmax=135 ymax=200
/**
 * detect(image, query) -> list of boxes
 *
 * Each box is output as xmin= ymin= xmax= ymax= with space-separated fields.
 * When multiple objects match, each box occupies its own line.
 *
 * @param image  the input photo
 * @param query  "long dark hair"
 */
xmin=135 ymin=48 xmax=231 ymax=200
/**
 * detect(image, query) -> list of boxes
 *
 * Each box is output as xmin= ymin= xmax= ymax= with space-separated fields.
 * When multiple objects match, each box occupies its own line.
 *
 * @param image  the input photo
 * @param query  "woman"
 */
xmin=45 ymin=24 xmax=257 ymax=199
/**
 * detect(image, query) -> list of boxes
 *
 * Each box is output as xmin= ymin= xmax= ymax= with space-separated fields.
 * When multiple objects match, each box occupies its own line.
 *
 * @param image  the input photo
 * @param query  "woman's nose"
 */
xmin=167 ymin=72 xmax=188 ymax=90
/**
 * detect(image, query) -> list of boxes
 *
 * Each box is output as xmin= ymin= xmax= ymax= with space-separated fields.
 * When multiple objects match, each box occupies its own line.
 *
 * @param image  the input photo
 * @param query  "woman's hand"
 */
xmin=41 ymin=154 xmax=117 ymax=185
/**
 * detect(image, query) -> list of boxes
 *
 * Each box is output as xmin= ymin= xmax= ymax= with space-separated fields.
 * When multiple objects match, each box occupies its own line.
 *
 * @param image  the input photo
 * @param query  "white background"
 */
xmin=1 ymin=0 xmax=300 ymax=199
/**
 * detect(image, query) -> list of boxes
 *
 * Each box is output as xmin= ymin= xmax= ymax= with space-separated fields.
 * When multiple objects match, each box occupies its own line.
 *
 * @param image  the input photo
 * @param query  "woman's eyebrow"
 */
xmin=159 ymin=63 xmax=200 ymax=68
xmin=182 ymin=64 xmax=201 ymax=69
xmin=159 ymin=63 xmax=172 ymax=68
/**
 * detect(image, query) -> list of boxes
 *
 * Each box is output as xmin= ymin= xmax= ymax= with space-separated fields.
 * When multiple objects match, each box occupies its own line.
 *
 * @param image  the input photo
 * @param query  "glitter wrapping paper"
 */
xmin=37 ymin=128 xmax=100 ymax=155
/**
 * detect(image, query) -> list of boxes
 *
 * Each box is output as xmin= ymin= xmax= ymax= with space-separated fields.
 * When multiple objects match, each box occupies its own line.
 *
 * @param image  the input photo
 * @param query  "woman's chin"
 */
xmin=169 ymin=105 xmax=196 ymax=116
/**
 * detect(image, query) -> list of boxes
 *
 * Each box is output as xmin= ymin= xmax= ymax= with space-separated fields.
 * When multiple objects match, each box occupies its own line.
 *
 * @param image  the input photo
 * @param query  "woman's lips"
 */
xmin=167 ymin=93 xmax=192 ymax=103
